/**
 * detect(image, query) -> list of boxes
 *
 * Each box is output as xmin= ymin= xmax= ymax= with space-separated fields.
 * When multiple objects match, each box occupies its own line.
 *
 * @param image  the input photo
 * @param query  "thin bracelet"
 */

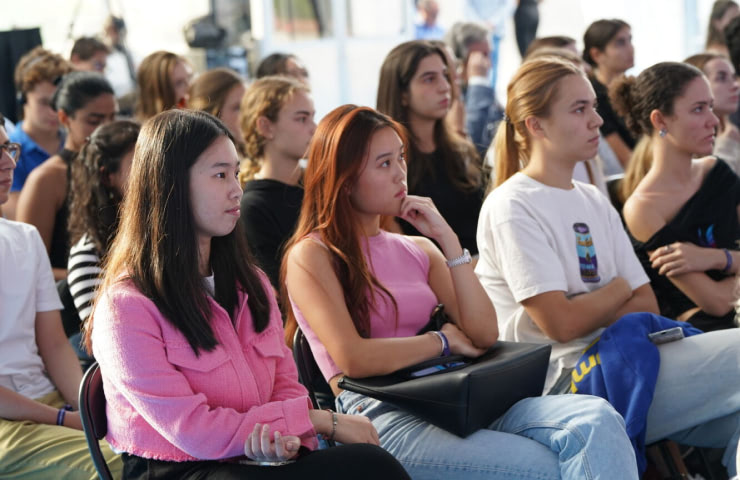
xmin=431 ymin=331 xmax=450 ymax=357
xmin=722 ymin=248 xmax=733 ymax=273
xmin=56 ymin=404 xmax=73 ymax=426
xmin=324 ymin=409 xmax=337 ymax=441
xmin=56 ymin=408 xmax=66 ymax=426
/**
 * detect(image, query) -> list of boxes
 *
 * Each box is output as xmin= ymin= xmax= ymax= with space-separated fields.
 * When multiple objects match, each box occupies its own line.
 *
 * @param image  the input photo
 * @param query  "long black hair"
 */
xmin=89 ymin=110 xmax=270 ymax=355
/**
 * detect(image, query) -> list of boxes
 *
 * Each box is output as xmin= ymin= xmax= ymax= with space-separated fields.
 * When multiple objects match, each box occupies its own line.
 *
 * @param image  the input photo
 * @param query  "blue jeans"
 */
xmin=336 ymin=391 xmax=637 ymax=479
xmin=644 ymin=329 xmax=740 ymax=476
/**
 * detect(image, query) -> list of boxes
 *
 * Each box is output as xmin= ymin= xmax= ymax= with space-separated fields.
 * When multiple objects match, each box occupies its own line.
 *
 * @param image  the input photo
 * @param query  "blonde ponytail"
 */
xmin=619 ymin=136 xmax=653 ymax=203
xmin=488 ymin=57 xmax=583 ymax=191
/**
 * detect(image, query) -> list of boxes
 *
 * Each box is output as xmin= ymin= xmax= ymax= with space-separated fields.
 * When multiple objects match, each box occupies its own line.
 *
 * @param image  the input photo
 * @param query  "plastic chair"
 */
xmin=78 ymin=362 xmax=114 ymax=480
xmin=292 ymin=327 xmax=336 ymax=411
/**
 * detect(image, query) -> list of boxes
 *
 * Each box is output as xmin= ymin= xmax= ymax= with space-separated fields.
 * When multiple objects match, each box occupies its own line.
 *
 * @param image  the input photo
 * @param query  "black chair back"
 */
xmin=292 ymin=327 xmax=336 ymax=411
xmin=78 ymin=362 xmax=114 ymax=480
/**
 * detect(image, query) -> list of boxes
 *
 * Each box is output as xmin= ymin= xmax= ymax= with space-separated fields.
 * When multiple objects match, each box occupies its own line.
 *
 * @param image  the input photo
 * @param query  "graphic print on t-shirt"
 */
xmin=696 ymin=225 xmax=716 ymax=248
xmin=573 ymin=223 xmax=600 ymax=283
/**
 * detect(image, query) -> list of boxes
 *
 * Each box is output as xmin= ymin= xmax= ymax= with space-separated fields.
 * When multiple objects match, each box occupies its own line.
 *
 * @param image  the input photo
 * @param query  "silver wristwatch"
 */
xmin=446 ymin=248 xmax=472 ymax=268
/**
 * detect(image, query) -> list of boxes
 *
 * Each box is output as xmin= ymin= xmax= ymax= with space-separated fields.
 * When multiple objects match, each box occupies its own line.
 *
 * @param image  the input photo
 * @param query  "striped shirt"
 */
xmin=67 ymin=234 xmax=102 ymax=322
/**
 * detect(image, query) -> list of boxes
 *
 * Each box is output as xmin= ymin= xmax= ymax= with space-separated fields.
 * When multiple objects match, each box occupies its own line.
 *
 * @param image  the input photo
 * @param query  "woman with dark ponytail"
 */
xmin=16 ymin=71 xmax=116 ymax=280
xmin=613 ymin=62 xmax=740 ymax=332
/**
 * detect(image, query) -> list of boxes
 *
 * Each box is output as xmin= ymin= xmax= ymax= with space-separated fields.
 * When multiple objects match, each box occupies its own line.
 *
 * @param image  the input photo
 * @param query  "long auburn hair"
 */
xmin=281 ymin=105 xmax=406 ymax=344
xmin=377 ymin=40 xmax=482 ymax=193
xmin=86 ymin=110 xmax=270 ymax=355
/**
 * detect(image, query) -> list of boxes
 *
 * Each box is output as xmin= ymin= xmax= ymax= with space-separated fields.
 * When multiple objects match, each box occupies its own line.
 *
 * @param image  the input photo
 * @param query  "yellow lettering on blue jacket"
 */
xmin=569 ymin=353 xmax=601 ymax=393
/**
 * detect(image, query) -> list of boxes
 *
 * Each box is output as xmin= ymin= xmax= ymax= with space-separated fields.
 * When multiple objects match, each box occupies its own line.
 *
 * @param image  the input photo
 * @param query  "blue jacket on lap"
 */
xmin=570 ymin=312 xmax=703 ymax=474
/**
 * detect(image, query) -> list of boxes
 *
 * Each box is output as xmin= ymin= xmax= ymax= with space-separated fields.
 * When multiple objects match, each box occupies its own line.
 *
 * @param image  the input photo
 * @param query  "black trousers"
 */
xmin=122 ymin=444 xmax=410 ymax=480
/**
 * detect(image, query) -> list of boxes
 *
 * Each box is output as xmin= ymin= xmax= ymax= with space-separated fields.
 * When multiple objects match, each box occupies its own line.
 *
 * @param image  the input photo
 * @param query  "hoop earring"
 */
xmin=659 ymin=128 xmax=667 ymax=138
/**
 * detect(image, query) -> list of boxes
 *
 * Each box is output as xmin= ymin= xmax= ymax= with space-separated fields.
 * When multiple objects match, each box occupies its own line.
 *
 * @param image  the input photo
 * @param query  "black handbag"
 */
xmin=338 ymin=340 xmax=552 ymax=437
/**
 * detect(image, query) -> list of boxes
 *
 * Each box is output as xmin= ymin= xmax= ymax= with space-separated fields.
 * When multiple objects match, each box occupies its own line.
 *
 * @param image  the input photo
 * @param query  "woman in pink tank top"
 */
xmin=283 ymin=104 xmax=639 ymax=479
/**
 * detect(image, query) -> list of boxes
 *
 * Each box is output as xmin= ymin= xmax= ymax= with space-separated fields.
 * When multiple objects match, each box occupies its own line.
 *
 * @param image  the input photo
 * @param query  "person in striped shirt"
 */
xmin=66 ymin=120 xmax=139 ymax=345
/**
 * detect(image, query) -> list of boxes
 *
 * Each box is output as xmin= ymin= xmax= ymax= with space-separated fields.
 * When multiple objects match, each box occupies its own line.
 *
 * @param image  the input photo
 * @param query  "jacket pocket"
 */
xmin=246 ymin=332 xmax=286 ymax=397
xmin=166 ymin=344 xmax=230 ymax=372
xmin=252 ymin=333 xmax=285 ymax=359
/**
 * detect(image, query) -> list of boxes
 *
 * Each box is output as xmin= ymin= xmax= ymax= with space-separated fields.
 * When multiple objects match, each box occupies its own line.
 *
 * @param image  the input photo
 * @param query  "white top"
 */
xmin=475 ymin=173 xmax=649 ymax=392
xmin=0 ymin=218 xmax=62 ymax=399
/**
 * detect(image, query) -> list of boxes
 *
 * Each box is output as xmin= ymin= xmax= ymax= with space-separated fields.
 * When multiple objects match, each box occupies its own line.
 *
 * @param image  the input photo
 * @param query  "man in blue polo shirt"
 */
xmin=4 ymin=47 xmax=70 ymax=220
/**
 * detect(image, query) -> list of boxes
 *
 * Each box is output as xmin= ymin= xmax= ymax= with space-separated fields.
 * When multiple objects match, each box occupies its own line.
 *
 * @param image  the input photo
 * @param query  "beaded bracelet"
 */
xmin=722 ymin=248 xmax=733 ymax=273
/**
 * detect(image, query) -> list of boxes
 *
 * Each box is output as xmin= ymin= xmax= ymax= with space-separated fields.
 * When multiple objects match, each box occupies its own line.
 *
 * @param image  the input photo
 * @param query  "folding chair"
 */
xmin=292 ymin=327 xmax=336 ymax=411
xmin=78 ymin=362 xmax=114 ymax=480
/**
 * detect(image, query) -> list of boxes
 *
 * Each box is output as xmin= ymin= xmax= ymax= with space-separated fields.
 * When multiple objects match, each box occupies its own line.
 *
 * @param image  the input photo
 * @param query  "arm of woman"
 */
xmin=35 ymin=309 xmax=83 ymax=408
xmin=400 ymin=195 xmax=496 ymax=348
xmin=521 ymin=280 xmax=633 ymax=343
xmin=16 ymin=165 xmax=63 ymax=255
xmin=410 ymin=235 xmax=497 ymax=349
xmin=661 ymin=272 xmax=736 ymax=317
xmin=286 ymin=239 xmax=457 ymax=379
xmin=626 ymin=198 xmax=737 ymax=317
xmin=92 ymin=288 xmax=317 ymax=460
xmin=0 ymin=385 xmax=81 ymax=430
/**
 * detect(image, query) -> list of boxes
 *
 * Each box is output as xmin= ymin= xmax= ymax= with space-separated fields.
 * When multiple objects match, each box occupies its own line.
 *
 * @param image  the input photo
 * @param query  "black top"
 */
xmin=590 ymin=75 xmax=636 ymax=149
xmin=630 ymin=159 xmax=740 ymax=331
xmin=240 ymin=179 xmax=304 ymax=289
xmin=400 ymin=150 xmax=485 ymax=255
xmin=50 ymin=149 xmax=74 ymax=270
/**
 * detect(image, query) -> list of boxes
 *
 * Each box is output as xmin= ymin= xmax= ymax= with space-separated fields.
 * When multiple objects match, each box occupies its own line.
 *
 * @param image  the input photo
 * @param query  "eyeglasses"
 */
xmin=0 ymin=143 xmax=21 ymax=166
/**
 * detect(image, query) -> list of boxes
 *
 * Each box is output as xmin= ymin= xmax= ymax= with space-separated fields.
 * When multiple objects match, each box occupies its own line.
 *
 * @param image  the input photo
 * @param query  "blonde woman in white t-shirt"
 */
xmin=475 ymin=57 xmax=740 ymax=477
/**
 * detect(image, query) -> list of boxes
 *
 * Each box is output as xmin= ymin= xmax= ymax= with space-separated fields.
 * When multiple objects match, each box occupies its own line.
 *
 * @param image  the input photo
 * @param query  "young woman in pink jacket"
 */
xmin=86 ymin=109 xmax=409 ymax=479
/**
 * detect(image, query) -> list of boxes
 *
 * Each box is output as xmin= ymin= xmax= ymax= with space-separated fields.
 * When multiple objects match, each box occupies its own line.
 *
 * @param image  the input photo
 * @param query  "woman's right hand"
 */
xmin=244 ymin=423 xmax=300 ymax=462
xmin=310 ymin=409 xmax=380 ymax=445
xmin=440 ymin=323 xmax=487 ymax=358
xmin=332 ymin=413 xmax=380 ymax=445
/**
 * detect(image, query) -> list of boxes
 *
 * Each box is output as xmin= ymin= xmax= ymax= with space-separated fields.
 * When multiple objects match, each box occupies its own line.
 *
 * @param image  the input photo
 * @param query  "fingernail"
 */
xmin=287 ymin=441 xmax=298 ymax=451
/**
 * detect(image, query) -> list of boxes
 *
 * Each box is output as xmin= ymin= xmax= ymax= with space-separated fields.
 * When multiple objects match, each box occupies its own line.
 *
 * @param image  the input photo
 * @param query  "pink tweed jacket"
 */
xmin=91 ymin=275 xmax=317 ymax=461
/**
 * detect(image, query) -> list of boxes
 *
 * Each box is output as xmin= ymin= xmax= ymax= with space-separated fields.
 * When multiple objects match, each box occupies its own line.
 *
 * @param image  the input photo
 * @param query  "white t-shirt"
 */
xmin=475 ymin=173 xmax=649 ymax=392
xmin=0 ymin=218 xmax=62 ymax=399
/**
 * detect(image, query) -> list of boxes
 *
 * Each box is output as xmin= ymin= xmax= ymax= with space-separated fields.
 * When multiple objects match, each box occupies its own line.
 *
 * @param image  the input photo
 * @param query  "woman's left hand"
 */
xmin=244 ymin=423 xmax=300 ymax=462
xmin=648 ymin=242 xmax=723 ymax=276
xmin=399 ymin=195 xmax=453 ymax=242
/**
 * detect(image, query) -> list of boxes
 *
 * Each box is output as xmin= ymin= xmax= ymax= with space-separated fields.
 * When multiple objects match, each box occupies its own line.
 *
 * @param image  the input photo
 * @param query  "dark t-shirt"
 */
xmin=629 ymin=159 xmax=740 ymax=332
xmin=590 ymin=76 xmax=636 ymax=149
xmin=240 ymin=179 xmax=303 ymax=289
xmin=400 ymin=150 xmax=485 ymax=255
